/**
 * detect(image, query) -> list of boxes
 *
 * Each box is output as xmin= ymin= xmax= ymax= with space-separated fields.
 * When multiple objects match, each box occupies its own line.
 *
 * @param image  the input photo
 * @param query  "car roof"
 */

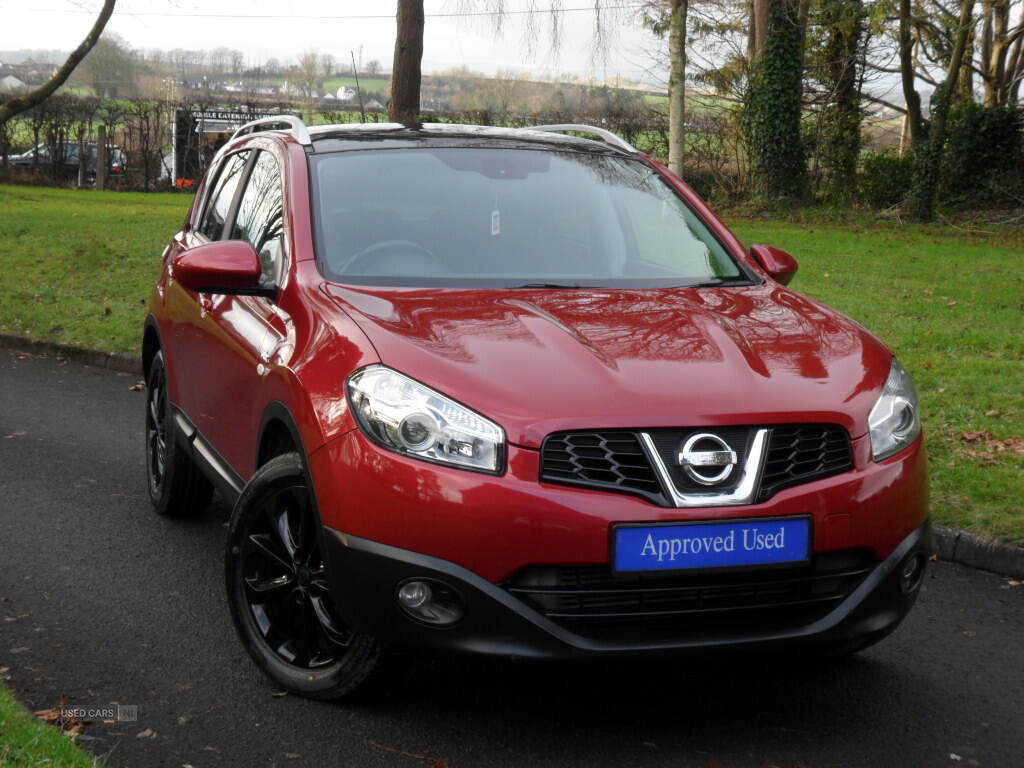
xmin=304 ymin=122 xmax=634 ymax=156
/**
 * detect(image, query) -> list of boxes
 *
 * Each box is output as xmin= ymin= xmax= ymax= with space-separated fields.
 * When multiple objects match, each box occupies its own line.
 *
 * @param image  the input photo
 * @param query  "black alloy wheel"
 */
xmin=226 ymin=453 xmax=380 ymax=698
xmin=145 ymin=350 xmax=213 ymax=516
xmin=145 ymin=363 xmax=168 ymax=497
xmin=240 ymin=482 xmax=351 ymax=667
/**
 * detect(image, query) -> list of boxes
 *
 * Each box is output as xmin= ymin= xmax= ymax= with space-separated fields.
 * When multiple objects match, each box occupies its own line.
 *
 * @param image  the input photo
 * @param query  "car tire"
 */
xmin=145 ymin=350 xmax=213 ymax=516
xmin=225 ymin=453 xmax=380 ymax=700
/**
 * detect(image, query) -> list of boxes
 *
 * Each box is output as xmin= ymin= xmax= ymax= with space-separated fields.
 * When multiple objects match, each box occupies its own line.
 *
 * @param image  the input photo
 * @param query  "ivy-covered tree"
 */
xmin=816 ymin=0 xmax=866 ymax=199
xmin=743 ymin=0 xmax=807 ymax=199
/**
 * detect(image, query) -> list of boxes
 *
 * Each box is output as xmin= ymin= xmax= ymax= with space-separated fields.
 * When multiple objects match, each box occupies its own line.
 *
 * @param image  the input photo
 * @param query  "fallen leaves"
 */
xmin=34 ymin=696 xmax=83 ymax=737
xmin=4 ymin=431 xmax=27 ymax=439
xmin=955 ymin=431 xmax=1024 ymax=465
xmin=128 ymin=380 xmax=145 ymax=391
xmin=137 ymin=728 xmax=157 ymax=738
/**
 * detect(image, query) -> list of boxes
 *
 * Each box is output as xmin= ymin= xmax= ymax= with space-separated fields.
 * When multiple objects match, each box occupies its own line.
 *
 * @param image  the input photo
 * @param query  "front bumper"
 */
xmin=310 ymin=429 xmax=929 ymax=584
xmin=323 ymin=519 xmax=931 ymax=659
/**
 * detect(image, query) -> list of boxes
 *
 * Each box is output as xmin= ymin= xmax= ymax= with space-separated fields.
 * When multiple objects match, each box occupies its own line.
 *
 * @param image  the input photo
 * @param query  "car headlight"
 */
xmin=868 ymin=358 xmax=921 ymax=461
xmin=347 ymin=365 xmax=505 ymax=473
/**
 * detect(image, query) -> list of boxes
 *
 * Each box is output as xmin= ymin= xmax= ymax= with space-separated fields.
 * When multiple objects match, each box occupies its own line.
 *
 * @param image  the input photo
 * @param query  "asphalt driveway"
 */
xmin=1 ymin=347 xmax=1021 ymax=768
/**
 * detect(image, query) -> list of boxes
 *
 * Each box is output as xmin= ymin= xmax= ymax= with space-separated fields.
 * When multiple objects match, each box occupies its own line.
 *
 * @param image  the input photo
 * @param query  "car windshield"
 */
xmin=310 ymin=147 xmax=747 ymax=288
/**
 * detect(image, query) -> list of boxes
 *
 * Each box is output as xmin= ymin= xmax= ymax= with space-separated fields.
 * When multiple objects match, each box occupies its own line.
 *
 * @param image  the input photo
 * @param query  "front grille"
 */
xmin=506 ymin=549 xmax=874 ymax=642
xmin=540 ymin=432 xmax=663 ymax=504
xmin=759 ymin=425 xmax=853 ymax=501
xmin=540 ymin=424 xmax=854 ymax=506
xmin=647 ymin=426 xmax=755 ymax=494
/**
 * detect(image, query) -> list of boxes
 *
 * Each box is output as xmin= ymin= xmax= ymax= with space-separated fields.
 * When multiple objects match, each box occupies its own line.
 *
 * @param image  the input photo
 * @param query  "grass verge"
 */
xmin=0 ymin=184 xmax=1020 ymax=542
xmin=0 ymin=684 xmax=100 ymax=767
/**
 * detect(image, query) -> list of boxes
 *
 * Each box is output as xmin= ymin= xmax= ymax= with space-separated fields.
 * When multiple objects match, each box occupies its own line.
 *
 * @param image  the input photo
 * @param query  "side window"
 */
xmin=198 ymin=150 xmax=249 ymax=240
xmin=231 ymin=151 xmax=284 ymax=286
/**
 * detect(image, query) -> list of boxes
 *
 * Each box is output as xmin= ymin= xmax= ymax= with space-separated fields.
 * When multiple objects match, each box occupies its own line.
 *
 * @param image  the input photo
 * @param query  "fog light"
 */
xmin=397 ymin=580 xmax=432 ymax=609
xmin=899 ymin=552 xmax=926 ymax=595
xmin=396 ymin=579 xmax=464 ymax=626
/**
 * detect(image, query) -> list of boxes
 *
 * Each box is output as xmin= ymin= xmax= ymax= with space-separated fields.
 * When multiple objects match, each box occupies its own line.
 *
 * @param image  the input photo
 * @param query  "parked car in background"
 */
xmin=143 ymin=116 xmax=930 ymax=700
xmin=8 ymin=141 xmax=126 ymax=183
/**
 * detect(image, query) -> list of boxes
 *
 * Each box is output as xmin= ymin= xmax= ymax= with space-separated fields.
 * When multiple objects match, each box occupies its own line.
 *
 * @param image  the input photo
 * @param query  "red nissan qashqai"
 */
xmin=144 ymin=118 xmax=930 ymax=699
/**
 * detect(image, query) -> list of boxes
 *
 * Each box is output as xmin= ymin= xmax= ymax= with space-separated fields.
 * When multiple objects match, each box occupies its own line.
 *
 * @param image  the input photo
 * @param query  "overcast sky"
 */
xmin=1 ymin=0 xmax=665 ymax=84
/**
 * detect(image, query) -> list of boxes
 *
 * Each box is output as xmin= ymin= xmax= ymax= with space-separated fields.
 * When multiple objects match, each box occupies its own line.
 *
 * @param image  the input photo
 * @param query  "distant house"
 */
xmin=365 ymin=99 xmax=385 ymax=111
xmin=336 ymin=86 xmax=356 ymax=101
xmin=0 ymin=75 xmax=27 ymax=92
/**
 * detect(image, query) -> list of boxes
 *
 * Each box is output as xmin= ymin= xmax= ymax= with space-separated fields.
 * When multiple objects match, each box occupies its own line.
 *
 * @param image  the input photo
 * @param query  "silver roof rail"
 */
xmin=231 ymin=115 xmax=312 ymax=146
xmin=526 ymin=123 xmax=638 ymax=153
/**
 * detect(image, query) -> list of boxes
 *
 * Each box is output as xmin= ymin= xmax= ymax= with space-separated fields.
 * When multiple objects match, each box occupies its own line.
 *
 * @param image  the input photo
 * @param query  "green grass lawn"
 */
xmin=0 ymin=184 xmax=1020 ymax=543
xmin=0 ymin=185 xmax=186 ymax=354
xmin=0 ymin=683 xmax=101 ymax=767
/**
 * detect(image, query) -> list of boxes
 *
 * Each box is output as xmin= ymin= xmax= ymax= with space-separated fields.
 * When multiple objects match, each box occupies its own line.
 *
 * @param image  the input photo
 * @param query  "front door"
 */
xmin=189 ymin=149 xmax=287 ymax=480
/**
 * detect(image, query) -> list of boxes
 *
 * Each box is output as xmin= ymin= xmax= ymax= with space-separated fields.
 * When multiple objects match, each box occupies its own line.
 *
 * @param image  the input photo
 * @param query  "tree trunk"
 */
xmin=389 ymin=0 xmax=425 ymax=126
xmin=743 ymin=0 xmax=806 ymax=200
xmin=906 ymin=0 xmax=977 ymax=222
xmin=752 ymin=0 xmax=769 ymax=61
xmin=798 ymin=0 xmax=811 ymax=69
xmin=899 ymin=0 xmax=924 ymax=148
xmin=0 ymin=0 xmax=116 ymax=126
xmin=1008 ymin=30 xmax=1024 ymax=103
xmin=820 ymin=0 xmax=865 ymax=200
xmin=668 ymin=0 xmax=688 ymax=176
xmin=96 ymin=125 xmax=108 ymax=191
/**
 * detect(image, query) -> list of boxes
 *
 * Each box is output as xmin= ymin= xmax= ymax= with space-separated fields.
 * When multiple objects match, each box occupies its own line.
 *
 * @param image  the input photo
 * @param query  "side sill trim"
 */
xmin=170 ymin=406 xmax=244 ymax=503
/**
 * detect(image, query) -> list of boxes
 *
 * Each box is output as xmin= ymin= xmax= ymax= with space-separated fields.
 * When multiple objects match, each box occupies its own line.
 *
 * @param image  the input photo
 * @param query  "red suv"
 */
xmin=144 ymin=117 xmax=930 ymax=699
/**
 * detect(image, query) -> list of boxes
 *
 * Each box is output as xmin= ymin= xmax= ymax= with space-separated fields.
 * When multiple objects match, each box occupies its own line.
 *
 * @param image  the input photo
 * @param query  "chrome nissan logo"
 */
xmin=676 ymin=433 xmax=738 ymax=485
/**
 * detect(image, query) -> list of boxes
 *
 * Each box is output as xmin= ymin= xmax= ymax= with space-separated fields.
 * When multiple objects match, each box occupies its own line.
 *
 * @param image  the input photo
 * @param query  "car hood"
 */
xmin=323 ymin=283 xmax=891 ymax=448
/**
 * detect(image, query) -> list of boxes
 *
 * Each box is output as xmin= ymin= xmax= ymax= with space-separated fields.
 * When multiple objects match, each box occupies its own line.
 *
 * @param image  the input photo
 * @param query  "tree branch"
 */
xmin=864 ymin=93 xmax=909 ymax=114
xmin=0 ymin=0 xmax=116 ymax=126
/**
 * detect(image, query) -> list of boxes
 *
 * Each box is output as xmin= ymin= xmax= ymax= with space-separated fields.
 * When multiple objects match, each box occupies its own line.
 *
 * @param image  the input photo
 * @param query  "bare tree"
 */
xmin=0 ymin=0 xmax=116 ymax=126
xmin=907 ymin=0 xmax=978 ymax=221
xmin=898 ymin=0 xmax=925 ymax=149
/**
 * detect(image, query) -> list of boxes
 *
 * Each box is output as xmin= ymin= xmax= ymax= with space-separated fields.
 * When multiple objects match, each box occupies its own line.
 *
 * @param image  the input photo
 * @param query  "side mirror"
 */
xmin=172 ymin=240 xmax=270 ymax=296
xmin=750 ymin=244 xmax=799 ymax=285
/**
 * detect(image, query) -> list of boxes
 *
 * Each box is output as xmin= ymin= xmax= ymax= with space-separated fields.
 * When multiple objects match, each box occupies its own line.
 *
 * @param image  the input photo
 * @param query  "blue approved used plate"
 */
xmin=614 ymin=517 xmax=811 ymax=572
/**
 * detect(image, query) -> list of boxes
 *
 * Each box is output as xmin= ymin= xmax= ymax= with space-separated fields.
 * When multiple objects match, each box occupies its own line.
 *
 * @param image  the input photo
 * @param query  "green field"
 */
xmin=0 ymin=184 xmax=1020 ymax=543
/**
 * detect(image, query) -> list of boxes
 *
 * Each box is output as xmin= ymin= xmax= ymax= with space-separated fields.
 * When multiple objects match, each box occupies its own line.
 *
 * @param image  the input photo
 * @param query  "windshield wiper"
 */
xmin=507 ymin=282 xmax=589 ymax=289
xmin=671 ymin=276 xmax=751 ymax=289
